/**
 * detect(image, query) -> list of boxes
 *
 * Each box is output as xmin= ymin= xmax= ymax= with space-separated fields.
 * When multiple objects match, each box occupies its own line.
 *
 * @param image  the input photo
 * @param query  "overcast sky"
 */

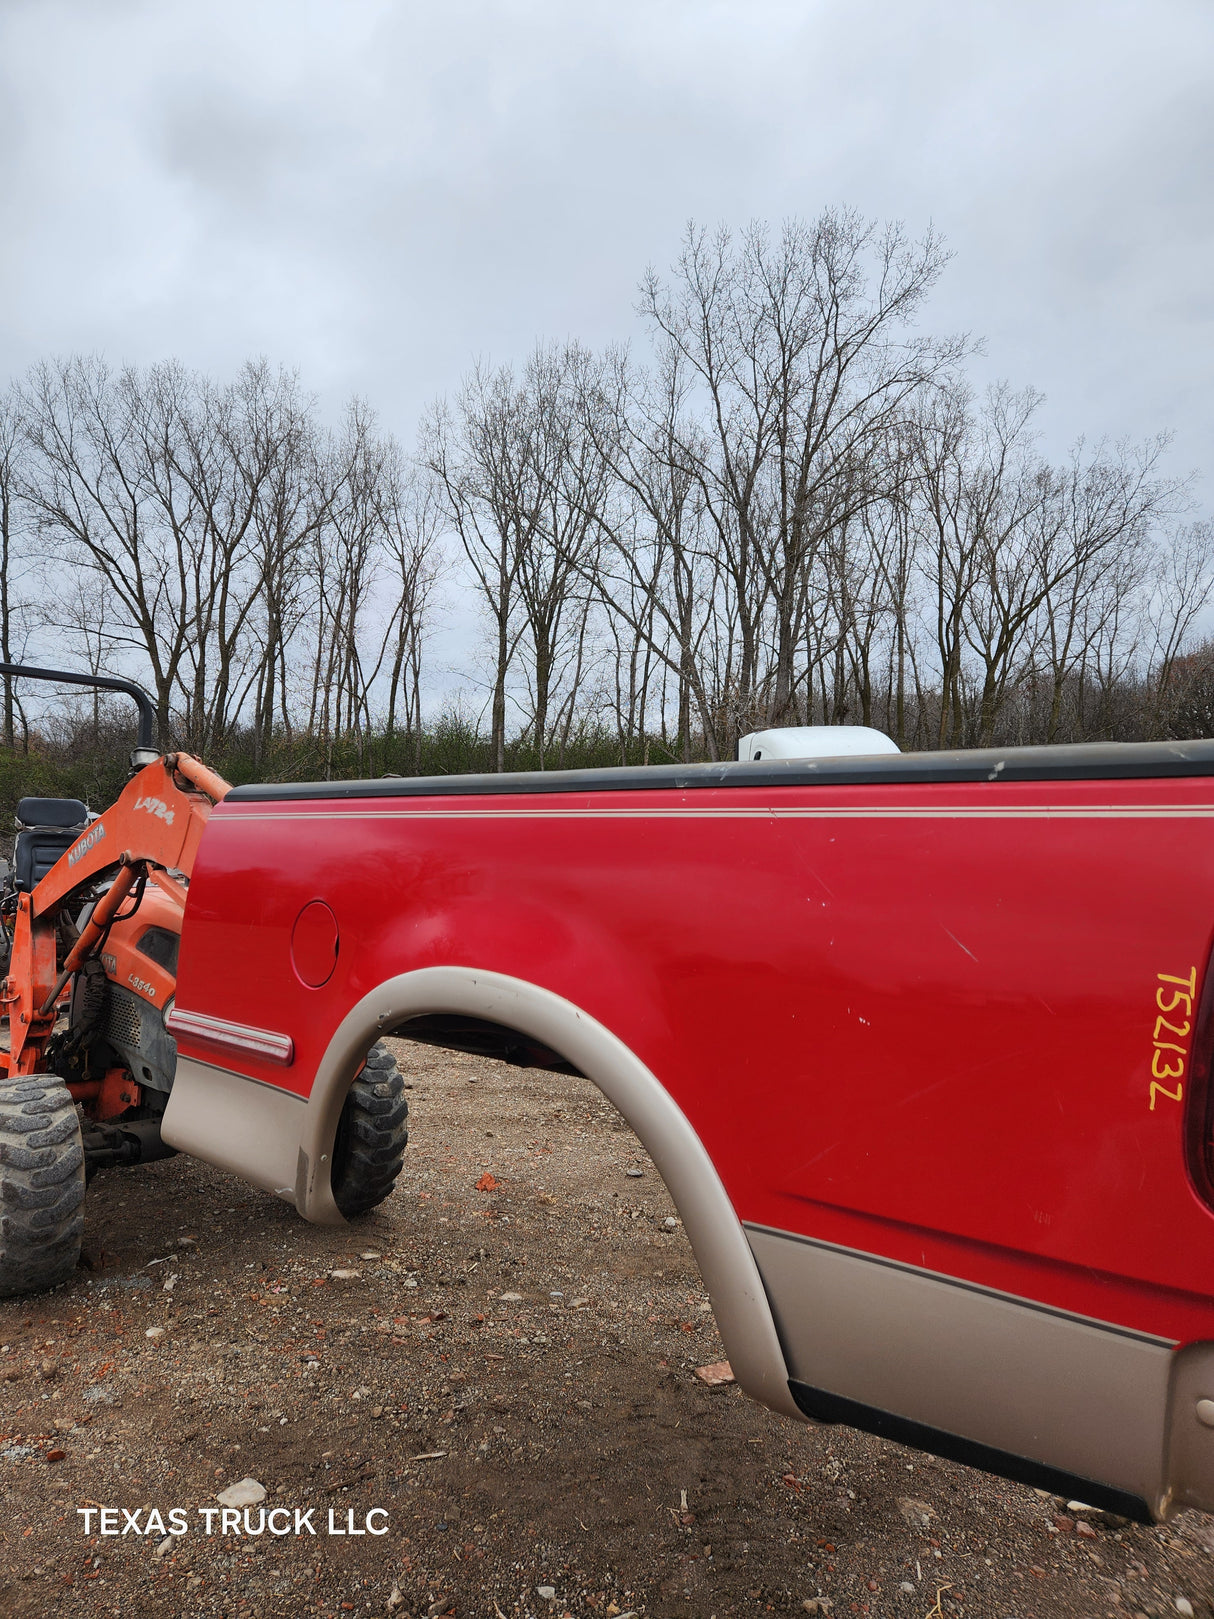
xmin=2 ymin=0 xmax=1211 ymax=494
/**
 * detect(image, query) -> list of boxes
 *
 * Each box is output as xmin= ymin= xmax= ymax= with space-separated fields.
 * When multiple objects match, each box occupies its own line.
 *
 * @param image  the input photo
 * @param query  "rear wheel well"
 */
xmin=297 ymin=966 xmax=801 ymax=1419
xmin=394 ymin=1013 xmax=580 ymax=1075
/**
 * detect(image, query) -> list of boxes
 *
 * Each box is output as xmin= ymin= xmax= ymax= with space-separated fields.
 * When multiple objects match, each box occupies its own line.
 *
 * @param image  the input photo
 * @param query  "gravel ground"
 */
xmin=2 ymin=1038 xmax=1214 ymax=1619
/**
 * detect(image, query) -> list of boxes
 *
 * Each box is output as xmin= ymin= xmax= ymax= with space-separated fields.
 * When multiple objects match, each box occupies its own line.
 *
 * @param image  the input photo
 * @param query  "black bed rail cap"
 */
xmin=226 ymin=738 xmax=1214 ymax=803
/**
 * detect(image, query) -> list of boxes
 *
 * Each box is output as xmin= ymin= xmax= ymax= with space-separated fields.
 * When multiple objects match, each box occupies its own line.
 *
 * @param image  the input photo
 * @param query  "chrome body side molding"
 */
xmin=166 ymin=1006 xmax=294 ymax=1066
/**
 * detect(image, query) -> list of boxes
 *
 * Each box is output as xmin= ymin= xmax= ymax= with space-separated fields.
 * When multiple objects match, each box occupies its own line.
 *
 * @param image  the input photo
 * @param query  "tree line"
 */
xmin=1 ymin=208 xmax=1211 ymax=778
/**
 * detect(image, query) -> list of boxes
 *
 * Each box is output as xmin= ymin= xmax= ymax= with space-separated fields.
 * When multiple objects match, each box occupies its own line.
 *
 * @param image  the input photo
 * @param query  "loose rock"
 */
xmin=694 ymin=1360 xmax=735 ymax=1386
xmin=896 ymin=1496 xmax=935 ymax=1530
xmin=216 ymin=1477 xmax=267 ymax=1509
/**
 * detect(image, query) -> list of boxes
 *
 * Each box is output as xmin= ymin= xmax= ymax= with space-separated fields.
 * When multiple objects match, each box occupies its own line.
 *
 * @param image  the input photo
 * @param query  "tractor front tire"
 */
xmin=0 ymin=1074 xmax=85 ymax=1296
xmin=331 ymin=1043 xmax=409 ymax=1218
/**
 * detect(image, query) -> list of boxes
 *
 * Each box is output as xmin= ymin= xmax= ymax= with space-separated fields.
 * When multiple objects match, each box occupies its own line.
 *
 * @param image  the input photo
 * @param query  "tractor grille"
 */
xmin=104 ymin=993 xmax=143 ymax=1051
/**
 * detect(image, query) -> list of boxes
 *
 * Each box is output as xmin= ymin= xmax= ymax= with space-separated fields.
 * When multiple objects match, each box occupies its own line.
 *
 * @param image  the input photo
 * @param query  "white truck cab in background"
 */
xmin=737 ymin=726 xmax=900 ymax=761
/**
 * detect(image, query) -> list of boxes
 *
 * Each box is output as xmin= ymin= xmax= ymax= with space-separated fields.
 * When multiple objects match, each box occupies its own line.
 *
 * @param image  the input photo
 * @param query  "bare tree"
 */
xmin=0 ymin=388 xmax=33 ymax=748
xmin=576 ymin=344 xmax=728 ymax=758
xmin=304 ymin=402 xmax=395 ymax=771
xmin=377 ymin=454 xmax=444 ymax=768
xmin=245 ymin=396 xmax=327 ymax=761
xmin=510 ymin=346 xmax=608 ymax=763
xmin=639 ymin=213 xmax=966 ymax=748
xmin=1148 ymin=520 xmax=1214 ymax=727
xmin=909 ymin=381 xmax=1032 ymax=747
xmin=422 ymin=367 xmax=538 ymax=771
xmin=1032 ymin=442 xmax=1175 ymax=742
xmin=21 ymin=357 xmax=186 ymax=744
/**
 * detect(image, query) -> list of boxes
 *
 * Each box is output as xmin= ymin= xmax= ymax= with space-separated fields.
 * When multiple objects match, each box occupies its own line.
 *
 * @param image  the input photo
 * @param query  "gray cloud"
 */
xmin=0 ymin=0 xmax=1210 ymax=500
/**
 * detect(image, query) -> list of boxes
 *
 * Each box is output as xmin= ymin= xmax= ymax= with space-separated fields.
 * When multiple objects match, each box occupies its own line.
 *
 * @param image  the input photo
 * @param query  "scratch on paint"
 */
xmin=943 ymin=926 xmax=978 ymax=962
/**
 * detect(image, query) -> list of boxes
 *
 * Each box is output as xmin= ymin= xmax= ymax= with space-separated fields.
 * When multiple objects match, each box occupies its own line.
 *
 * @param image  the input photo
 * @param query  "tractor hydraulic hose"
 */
xmin=38 ymin=857 xmax=142 ymax=1016
xmin=165 ymin=753 xmax=231 ymax=803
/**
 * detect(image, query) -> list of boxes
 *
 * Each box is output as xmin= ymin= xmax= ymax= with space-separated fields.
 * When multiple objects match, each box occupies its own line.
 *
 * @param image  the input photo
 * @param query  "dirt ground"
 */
xmin=2 ymin=1041 xmax=1214 ymax=1619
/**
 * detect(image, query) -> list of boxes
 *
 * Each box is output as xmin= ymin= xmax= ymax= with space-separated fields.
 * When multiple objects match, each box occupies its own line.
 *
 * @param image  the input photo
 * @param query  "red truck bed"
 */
xmin=163 ymin=740 xmax=1214 ymax=1522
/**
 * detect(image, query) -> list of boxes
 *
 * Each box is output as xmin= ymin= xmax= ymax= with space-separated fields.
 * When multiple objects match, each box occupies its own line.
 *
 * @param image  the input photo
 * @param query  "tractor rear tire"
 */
xmin=331 ymin=1043 xmax=409 ymax=1218
xmin=0 ymin=1074 xmax=85 ymax=1297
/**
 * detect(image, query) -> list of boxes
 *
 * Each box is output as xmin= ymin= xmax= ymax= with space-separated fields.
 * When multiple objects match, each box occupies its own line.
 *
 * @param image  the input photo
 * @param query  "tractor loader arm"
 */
xmin=2 ymin=752 xmax=228 ymax=1076
xmin=27 ymin=752 xmax=227 ymax=913
xmin=0 ymin=665 xmax=232 ymax=1297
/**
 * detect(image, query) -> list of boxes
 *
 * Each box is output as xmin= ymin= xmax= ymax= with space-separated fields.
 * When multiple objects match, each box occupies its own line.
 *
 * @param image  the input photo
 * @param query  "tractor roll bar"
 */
xmin=0 ymin=662 xmax=157 ymax=754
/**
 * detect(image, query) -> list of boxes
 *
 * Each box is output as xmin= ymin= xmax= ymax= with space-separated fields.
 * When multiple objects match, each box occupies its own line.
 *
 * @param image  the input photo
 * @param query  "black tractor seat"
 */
xmin=13 ymin=797 xmax=91 ymax=891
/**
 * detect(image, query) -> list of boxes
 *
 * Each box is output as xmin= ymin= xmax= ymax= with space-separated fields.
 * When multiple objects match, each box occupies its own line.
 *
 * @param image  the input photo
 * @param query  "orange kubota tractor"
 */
xmin=0 ymin=663 xmax=229 ymax=1294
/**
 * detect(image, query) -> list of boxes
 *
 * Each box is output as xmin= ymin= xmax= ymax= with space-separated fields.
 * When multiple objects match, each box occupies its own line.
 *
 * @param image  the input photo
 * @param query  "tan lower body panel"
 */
xmin=747 ymin=1224 xmax=1181 ymax=1516
xmin=161 ymin=1055 xmax=306 ymax=1201
xmin=1159 ymin=1340 xmax=1214 ymax=1513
